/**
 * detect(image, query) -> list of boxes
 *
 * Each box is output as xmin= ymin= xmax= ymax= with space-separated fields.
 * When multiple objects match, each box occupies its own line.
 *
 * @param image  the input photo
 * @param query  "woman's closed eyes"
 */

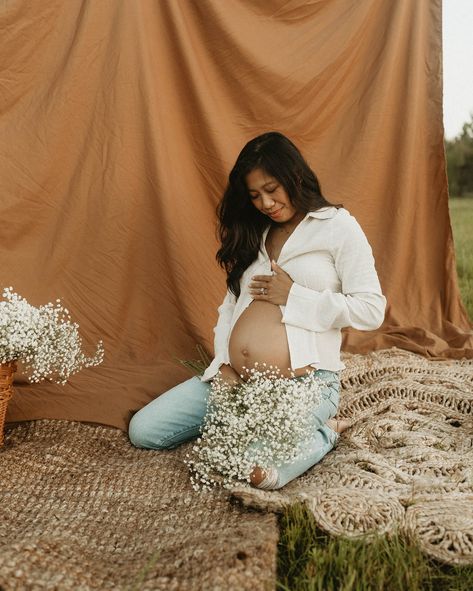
xmin=249 ymin=186 xmax=278 ymax=199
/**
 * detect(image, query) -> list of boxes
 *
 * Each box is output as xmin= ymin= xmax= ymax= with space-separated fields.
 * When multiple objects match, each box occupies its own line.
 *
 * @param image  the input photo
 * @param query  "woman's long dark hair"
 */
xmin=216 ymin=131 xmax=341 ymax=298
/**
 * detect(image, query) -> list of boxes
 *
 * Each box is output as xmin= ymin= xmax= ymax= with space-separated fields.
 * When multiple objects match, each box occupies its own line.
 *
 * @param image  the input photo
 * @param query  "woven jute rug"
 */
xmin=229 ymin=347 xmax=473 ymax=566
xmin=0 ymin=420 xmax=278 ymax=591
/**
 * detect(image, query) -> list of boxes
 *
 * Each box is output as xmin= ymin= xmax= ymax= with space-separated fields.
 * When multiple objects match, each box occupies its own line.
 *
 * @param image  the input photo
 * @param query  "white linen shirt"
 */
xmin=200 ymin=206 xmax=386 ymax=382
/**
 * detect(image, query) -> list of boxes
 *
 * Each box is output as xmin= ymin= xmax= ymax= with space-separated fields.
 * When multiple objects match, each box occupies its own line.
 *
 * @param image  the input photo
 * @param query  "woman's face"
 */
xmin=245 ymin=168 xmax=300 ymax=223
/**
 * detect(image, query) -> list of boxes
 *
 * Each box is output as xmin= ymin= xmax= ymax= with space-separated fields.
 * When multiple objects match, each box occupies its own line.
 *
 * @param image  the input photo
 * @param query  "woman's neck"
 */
xmin=273 ymin=211 xmax=306 ymax=233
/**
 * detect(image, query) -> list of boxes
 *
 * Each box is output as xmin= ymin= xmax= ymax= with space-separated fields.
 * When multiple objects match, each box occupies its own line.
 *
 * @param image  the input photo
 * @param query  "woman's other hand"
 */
xmin=216 ymin=364 xmax=244 ymax=385
xmin=249 ymin=260 xmax=294 ymax=305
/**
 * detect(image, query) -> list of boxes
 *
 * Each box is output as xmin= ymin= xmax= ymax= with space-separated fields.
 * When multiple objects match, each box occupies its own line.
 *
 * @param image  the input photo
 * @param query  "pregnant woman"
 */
xmin=129 ymin=132 xmax=386 ymax=490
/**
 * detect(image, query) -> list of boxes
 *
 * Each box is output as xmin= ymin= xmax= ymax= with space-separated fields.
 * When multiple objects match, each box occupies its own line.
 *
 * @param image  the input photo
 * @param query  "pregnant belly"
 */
xmin=228 ymin=300 xmax=315 ymax=380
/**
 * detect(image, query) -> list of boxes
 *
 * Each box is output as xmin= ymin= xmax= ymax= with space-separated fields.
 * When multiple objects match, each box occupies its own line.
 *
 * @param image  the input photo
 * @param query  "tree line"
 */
xmin=445 ymin=113 xmax=473 ymax=197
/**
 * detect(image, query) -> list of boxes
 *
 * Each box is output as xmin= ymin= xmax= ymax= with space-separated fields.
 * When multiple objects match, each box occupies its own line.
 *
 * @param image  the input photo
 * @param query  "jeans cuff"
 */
xmin=256 ymin=467 xmax=280 ymax=490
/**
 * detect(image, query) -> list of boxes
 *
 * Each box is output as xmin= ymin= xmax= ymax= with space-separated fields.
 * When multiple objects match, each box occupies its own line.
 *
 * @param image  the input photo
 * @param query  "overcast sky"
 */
xmin=443 ymin=0 xmax=473 ymax=139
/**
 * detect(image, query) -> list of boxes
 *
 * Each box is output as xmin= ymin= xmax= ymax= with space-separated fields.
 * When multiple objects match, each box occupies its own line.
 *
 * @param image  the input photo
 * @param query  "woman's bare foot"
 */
xmin=326 ymin=418 xmax=352 ymax=434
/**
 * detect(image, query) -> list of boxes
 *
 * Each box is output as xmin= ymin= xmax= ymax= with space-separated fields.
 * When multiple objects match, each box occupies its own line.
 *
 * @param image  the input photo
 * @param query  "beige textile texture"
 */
xmin=1 ymin=0 xmax=472 ymax=432
xmin=229 ymin=348 xmax=473 ymax=566
xmin=0 ymin=420 xmax=278 ymax=591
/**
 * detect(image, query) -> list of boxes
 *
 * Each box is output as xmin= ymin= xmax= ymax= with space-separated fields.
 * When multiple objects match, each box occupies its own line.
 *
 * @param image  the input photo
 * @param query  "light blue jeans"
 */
xmin=128 ymin=369 xmax=340 ymax=490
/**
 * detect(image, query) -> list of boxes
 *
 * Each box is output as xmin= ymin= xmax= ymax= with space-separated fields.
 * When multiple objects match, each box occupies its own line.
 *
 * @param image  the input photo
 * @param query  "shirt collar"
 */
xmin=306 ymin=206 xmax=338 ymax=220
xmin=261 ymin=206 xmax=339 ymax=244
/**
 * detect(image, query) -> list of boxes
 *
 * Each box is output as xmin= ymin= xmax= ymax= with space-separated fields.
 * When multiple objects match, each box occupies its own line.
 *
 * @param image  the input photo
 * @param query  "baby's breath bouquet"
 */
xmin=0 ymin=287 xmax=104 ymax=384
xmin=185 ymin=363 xmax=323 ymax=492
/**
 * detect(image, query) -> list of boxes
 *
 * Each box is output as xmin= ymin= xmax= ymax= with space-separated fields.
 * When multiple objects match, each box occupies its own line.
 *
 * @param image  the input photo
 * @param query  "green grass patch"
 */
xmin=276 ymin=502 xmax=473 ymax=591
xmin=449 ymin=197 xmax=473 ymax=320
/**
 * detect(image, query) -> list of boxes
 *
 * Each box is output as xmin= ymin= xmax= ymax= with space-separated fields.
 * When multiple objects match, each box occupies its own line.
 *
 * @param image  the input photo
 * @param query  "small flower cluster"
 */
xmin=185 ymin=363 xmax=323 ymax=492
xmin=0 ymin=287 xmax=104 ymax=384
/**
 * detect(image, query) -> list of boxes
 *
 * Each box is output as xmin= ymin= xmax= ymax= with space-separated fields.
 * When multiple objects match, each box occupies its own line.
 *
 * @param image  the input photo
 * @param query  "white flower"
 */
xmin=0 ymin=287 xmax=104 ymax=384
xmin=184 ymin=365 xmax=323 ymax=492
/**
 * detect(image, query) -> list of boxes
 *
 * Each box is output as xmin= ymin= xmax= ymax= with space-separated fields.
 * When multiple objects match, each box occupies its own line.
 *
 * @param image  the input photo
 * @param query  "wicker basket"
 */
xmin=0 ymin=361 xmax=16 ymax=447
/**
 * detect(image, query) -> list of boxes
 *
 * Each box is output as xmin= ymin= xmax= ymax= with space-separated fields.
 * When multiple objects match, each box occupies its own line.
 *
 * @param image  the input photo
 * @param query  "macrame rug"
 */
xmin=229 ymin=347 xmax=473 ymax=566
xmin=0 ymin=420 xmax=278 ymax=591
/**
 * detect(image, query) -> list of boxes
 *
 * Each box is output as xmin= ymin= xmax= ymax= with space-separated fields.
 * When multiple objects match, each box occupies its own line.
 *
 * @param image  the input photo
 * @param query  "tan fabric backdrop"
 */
xmin=1 ymin=0 xmax=471 ymax=432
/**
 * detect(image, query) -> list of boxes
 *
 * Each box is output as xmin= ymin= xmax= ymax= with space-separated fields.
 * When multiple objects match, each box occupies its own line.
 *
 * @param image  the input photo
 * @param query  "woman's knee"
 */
xmin=128 ymin=376 xmax=208 ymax=449
xmin=128 ymin=411 xmax=170 ymax=450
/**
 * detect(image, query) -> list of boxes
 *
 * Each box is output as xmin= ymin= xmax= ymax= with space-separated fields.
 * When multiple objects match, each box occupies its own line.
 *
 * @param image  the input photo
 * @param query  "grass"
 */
xmin=449 ymin=197 xmax=473 ymax=320
xmin=275 ymin=196 xmax=473 ymax=590
xmin=276 ymin=503 xmax=473 ymax=591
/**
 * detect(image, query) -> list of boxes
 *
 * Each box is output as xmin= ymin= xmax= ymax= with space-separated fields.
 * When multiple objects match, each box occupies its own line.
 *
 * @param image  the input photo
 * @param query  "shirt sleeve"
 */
xmin=212 ymin=288 xmax=237 ymax=365
xmin=281 ymin=213 xmax=386 ymax=332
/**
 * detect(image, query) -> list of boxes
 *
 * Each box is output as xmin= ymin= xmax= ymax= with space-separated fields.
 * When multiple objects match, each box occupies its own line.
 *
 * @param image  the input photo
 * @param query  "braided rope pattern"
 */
xmin=230 ymin=347 xmax=473 ymax=565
